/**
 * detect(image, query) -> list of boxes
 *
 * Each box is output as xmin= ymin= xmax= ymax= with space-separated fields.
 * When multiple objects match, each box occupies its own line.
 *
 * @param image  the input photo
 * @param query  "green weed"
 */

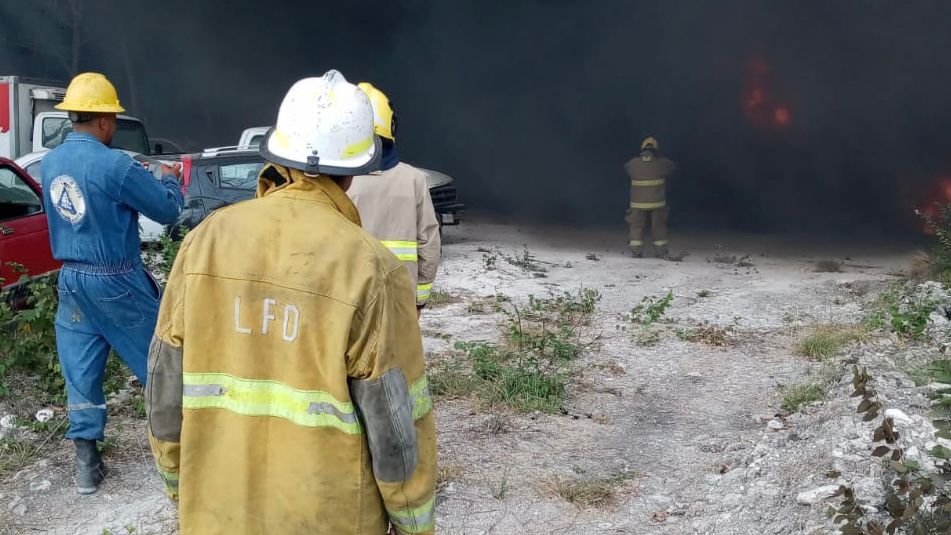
xmin=629 ymin=291 xmax=673 ymax=326
xmin=863 ymin=284 xmax=935 ymax=340
xmin=780 ymin=382 xmax=826 ymax=412
xmin=491 ymin=470 xmax=510 ymax=500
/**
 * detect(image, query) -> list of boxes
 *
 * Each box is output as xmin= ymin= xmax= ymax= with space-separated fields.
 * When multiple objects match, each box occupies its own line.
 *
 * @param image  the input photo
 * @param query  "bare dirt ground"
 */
xmin=0 ymin=221 xmax=927 ymax=534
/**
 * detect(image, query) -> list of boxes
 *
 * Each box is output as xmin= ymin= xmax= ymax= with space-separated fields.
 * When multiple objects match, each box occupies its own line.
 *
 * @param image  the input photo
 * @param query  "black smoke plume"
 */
xmin=2 ymin=0 xmax=949 ymax=234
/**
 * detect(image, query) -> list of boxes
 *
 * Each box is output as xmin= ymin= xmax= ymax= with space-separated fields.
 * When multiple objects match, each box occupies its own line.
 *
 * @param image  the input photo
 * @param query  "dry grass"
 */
xmin=907 ymin=251 xmax=937 ymax=281
xmin=796 ymin=324 xmax=868 ymax=361
xmin=677 ymin=322 xmax=732 ymax=346
xmin=427 ymin=290 xmax=464 ymax=308
xmin=437 ymin=463 xmax=464 ymax=493
xmin=464 ymin=295 xmax=503 ymax=315
xmin=710 ymin=254 xmax=738 ymax=264
xmin=550 ymin=472 xmax=637 ymax=508
xmin=428 ymin=360 xmax=479 ymax=399
xmin=478 ymin=414 xmax=511 ymax=435
xmin=0 ymin=417 xmax=68 ymax=478
xmin=814 ymin=260 xmax=843 ymax=273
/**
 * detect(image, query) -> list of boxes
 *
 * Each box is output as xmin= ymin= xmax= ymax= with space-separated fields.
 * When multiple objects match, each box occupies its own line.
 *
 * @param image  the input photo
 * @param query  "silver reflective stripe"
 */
xmin=182 ymin=384 xmax=226 ymax=397
xmin=306 ymin=401 xmax=361 ymax=424
xmin=68 ymin=403 xmax=107 ymax=411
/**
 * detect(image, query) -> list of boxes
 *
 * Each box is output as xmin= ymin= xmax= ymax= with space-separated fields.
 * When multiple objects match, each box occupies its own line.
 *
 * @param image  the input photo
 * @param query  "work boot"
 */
xmin=655 ymin=246 xmax=669 ymax=259
xmin=630 ymin=247 xmax=643 ymax=258
xmin=74 ymin=439 xmax=107 ymax=494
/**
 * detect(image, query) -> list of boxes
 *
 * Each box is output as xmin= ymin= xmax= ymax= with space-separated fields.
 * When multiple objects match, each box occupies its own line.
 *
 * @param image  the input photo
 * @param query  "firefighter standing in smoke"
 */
xmin=624 ymin=136 xmax=676 ymax=258
xmin=40 ymin=72 xmax=183 ymax=495
xmin=146 ymin=70 xmax=436 ymax=534
xmin=347 ymin=82 xmax=441 ymax=314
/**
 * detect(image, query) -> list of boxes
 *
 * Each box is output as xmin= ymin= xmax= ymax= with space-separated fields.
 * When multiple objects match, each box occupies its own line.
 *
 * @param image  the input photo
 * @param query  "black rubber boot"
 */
xmin=630 ymin=247 xmax=643 ymax=258
xmin=655 ymin=246 xmax=669 ymax=259
xmin=75 ymin=439 xmax=107 ymax=495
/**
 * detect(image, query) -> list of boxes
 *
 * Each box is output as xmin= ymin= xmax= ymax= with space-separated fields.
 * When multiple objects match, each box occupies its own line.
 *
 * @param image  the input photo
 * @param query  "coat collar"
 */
xmin=256 ymin=163 xmax=361 ymax=226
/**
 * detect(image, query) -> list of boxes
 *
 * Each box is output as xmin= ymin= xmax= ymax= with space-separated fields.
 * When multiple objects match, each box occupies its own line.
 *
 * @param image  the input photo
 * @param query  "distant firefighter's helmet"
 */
xmin=358 ymin=82 xmax=397 ymax=141
xmin=641 ymin=136 xmax=659 ymax=152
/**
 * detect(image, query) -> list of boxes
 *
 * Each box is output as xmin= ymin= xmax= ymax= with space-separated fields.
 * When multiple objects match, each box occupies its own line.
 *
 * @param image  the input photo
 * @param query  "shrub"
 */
xmin=1 ymin=265 xmax=136 ymax=402
xmin=864 ymin=284 xmax=936 ymax=341
xmin=451 ymin=288 xmax=601 ymax=412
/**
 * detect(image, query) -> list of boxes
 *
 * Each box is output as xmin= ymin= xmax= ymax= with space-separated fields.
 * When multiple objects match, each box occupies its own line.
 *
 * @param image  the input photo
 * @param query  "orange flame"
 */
xmin=743 ymin=58 xmax=791 ymax=129
xmin=917 ymin=175 xmax=951 ymax=235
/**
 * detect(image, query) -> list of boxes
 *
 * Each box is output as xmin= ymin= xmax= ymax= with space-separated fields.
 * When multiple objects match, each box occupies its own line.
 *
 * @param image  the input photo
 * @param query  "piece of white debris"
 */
xmin=767 ymin=419 xmax=784 ymax=431
xmin=884 ymin=408 xmax=913 ymax=426
xmin=29 ymin=480 xmax=51 ymax=492
xmin=35 ymin=409 xmax=54 ymax=423
xmin=796 ymin=485 xmax=841 ymax=505
xmin=0 ymin=415 xmax=16 ymax=429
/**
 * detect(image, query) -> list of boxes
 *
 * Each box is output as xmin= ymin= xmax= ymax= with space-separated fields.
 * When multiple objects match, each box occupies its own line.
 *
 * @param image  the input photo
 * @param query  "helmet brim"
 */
xmin=54 ymin=102 xmax=126 ymax=114
xmin=258 ymin=127 xmax=382 ymax=177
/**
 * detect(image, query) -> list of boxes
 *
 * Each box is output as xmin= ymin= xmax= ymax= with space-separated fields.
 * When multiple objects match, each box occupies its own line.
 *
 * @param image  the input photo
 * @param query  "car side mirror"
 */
xmin=154 ymin=143 xmax=164 ymax=155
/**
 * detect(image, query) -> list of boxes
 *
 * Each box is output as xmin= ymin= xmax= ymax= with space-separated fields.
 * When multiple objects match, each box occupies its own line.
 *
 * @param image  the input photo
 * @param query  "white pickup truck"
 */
xmin=0 ymin=76 xmax=153 ymax=159
xmin=237 ymin=126 xmax=268 ymax=149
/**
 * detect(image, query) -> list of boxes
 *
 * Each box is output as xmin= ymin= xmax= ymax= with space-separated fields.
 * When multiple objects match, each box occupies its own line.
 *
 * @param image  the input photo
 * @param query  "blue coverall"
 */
xmin=41 ymin=132 xmax=183 ymax=441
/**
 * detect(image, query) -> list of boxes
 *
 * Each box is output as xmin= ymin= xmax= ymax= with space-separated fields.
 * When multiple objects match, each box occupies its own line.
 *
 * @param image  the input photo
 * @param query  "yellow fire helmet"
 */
xmin=260 ymin=70 xmax=381 ymax=176
xmin=55 ymin=72 xmax=126 ymax=113
xmin=358 ymin=82 xmax=397 ymax=141
xmin=641 ymin=136 xmax=659 ymax=151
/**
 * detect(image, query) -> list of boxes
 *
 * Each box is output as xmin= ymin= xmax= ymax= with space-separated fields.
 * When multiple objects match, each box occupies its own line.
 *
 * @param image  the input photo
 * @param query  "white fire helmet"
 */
xmin=260 ymin=70 xmax=381 ymax=176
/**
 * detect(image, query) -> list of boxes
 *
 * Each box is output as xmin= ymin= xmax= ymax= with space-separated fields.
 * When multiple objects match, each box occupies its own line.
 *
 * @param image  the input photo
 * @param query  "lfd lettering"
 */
xmin=233 ymin=296 xmax=300 ymax=342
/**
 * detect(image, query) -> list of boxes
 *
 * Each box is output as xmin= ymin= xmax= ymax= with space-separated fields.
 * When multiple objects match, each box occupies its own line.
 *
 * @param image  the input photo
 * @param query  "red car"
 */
xmin=0 ymin=157 xmax=59 ymax=288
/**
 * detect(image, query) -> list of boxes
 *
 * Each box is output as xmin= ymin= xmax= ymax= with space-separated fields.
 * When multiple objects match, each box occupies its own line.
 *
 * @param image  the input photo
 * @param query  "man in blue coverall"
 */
xmin=41 ymin=72 xmax=184 ymax=494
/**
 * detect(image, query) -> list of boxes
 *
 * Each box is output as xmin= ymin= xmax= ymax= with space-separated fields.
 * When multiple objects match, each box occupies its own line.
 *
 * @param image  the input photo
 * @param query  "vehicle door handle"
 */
xmin=0 ymin=226 xmax=13 ymax=236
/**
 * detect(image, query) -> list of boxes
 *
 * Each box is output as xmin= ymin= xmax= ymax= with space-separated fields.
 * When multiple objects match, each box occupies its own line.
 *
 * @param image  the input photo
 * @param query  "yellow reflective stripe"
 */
xmin=631 ymin=179 xmax=665 ymax=186
xmin=381 ymin=240 xmax=419 ymax=262
xmin=157 ymin=467 xmax=178 ymax=486
xmin=154 ymin=463 xmax=179 ymax=498
xmin=629 ymin=240 xmax=643 ymax=246
xmin=410 ymin=376 xmax=432 ymax=420
xmin=630 ymin=201 xmax=666 ymax=210
xmin=388 ymin=494 xmax=436 ymax=533
xmin=343 ymin=135 xmax=374 ymax=157
xmin=416 ymin=283 xmax=433 ymax=301
xmin=182 ymin=372 xmax=362 ymax=434
xmin=653 ymin=240 xmax=669 ymax=246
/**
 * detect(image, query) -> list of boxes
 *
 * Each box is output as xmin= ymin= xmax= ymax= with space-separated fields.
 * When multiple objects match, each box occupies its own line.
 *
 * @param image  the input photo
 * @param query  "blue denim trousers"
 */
xmin=55 ymin=261 xmax=159 ymax=440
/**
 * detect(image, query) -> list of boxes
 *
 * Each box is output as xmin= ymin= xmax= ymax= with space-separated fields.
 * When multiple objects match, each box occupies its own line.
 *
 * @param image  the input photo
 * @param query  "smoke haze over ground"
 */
xmin=2 ymin=0 xmax=950 ymax=234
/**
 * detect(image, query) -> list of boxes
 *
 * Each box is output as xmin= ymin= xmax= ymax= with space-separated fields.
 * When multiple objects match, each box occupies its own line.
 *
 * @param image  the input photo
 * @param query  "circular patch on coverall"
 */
xmin=50 ymin=175 xmax=86 ymax=224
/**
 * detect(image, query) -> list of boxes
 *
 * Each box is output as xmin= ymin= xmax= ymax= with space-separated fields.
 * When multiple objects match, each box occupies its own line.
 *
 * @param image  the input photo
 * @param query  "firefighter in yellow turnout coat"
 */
xmin=347 ymin=83 xmax=440 ymax=312
xmin=624 ymin=136 xmax=676 ymax=258
xmin=146 ymin=71 xmax=436 ymax=535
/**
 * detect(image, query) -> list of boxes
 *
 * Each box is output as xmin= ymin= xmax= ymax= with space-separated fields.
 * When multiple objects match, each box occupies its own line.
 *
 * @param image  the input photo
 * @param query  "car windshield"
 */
xmin=41 ymin=117 xmax=150 ymax=154
xmin=112 ymin=120 xmax=150 ymax=154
